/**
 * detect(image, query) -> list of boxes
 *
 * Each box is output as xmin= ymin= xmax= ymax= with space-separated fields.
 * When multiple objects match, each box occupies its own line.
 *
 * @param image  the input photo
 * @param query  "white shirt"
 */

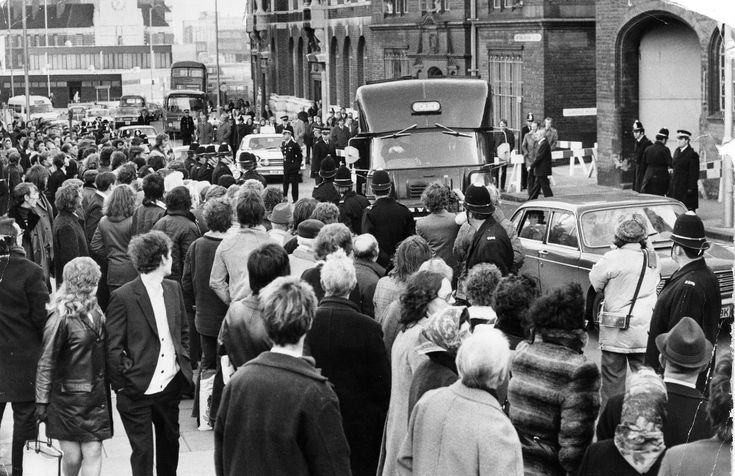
xmin=140 ymin=273 xmax=179 ymax=395
xmin=663 ymin=376 xmax=697 ymax=389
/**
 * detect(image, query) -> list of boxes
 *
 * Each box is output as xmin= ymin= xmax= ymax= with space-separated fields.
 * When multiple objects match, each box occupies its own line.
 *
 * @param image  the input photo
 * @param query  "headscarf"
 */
xmin=416 ymin=305 xmax=469 ymax=355
xmin=613 ymin=369 xmax=667 ymax=474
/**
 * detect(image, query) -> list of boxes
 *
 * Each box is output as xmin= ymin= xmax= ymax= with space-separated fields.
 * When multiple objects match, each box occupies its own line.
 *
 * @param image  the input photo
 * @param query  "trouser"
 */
xmin=0 ymin=401 xmax=36 ymax=476
xmin=182 ymin=135 xmax=192 ymax=146
xmin=283 ymin=172 xmax=299 ymax=202
xmin=116 ymin=373 xmax=185 ymax=476
xmin=200 ymin=334 xmax=218 ymax=371
xmin=492 ymin=165 xmax=507 ymax=190
xmin=528 ymin=175 xmax=553 ymax=199
xmin=526 ymin=173 xmax=535 ymax=197
xmin=521 ymin=164 xmax=528 ymax=190
xmin=187 ymin=309 xmax=200 ymax=369
xmin=305 ymin=143 xmax=312 ymax=162
xmin=600 ymin=351 xmax=645 ymax=407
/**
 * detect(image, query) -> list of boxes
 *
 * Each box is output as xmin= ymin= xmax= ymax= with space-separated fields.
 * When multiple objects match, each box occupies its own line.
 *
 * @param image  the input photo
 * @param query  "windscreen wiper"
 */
xmin=435 ymin=123 xmax=471 ymax=138
xmin=378 ymin=124 xmax=417 ymax=140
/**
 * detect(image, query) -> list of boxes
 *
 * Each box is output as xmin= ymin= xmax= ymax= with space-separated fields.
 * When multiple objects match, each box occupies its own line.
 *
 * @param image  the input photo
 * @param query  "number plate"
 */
xmin=721 ymin=303 xmax=733 ymax=320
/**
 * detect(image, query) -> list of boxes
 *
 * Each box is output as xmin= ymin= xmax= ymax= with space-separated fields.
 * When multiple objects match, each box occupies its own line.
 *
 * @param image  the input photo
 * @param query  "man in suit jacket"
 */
xmin=528 ymin=130 xmax=553 ymax=199
xmin=330 ymin=118 xmax=351 ymax=157
xmin=596 ymin=317 xmax=712 ymax=447
xmin=312 ymin=127 xmax=336 ymax=182
xmin=106 ymin=230 xmax=193 ymax=476
xmin=670 ymin=130 xmax=700 ymax=210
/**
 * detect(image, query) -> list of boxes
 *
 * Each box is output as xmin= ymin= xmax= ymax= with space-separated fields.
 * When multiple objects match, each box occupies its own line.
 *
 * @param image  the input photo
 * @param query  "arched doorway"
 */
xmin=343 ymin=37 xmax=352 ymax=107
xmin=329 ymin=37 xmax=338 ymax=106
xmin=616 ymin=14 xmax=702 ymax=164
xmin=356 ymin=36 xmax=365 ymax=89
xmin=639 ymin=22 xmax=700 ymax=154
xmin=427 ymin=66 xmax=444 ymax=78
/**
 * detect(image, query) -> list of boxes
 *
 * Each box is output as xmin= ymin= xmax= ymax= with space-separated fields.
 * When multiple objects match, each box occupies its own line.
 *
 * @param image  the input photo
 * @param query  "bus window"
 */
xmin=166 ymin=96 xmax=204 ymax=112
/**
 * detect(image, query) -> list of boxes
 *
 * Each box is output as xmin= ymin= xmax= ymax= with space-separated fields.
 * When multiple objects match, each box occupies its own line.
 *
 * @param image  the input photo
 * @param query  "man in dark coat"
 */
xmin=631 ymin=120 xmax=652 ymax=192
xmin=106 ymin=231 xmax=193 ymax=476
xmin=304 ymin=254 xmax=390 ymax=476
xmin=312 ymin=127 xmax=335 ymax=182
xmin=362 ymin=170 xmax=415 ymax=268
xmin=670 ymin=129 xmax=700 ymax=210
xmin=180 ymin=109 xmax=195 ymax=146
xmin=214 ymin=276 xmax=351 ymax=476
xmin=352 ymin=233 xmax=386 ymax=318
xmin=462 ymin=184 xmax=514 ymax=276
xmin=281 ymin=129 xmax=303 ymax=202
xmin=528 ymin=130 xmax=553 ymax=199
xmin=275 ymin=115 xmax=293 ymax=135
xmin=237 ymin=152 xmax=267 ymax=188
xmin=330 ymin=117 xmax=351 ymax=158
xmin=598 ymin=317 xmax=712 ymax=447
xmin=520 ymin=112 xmax=534 ymax=190
xmin=335 ymin=165 xmax=370 ymax=234
xmin=0 ymin=218 xmax=49 ymax=476
xmin=196 ymin=115 xmax=214 ymax=145
xmin=312 ymin=156 xmax=341 ymax=205
xmin=645 ymin=212 xmax=720 ymax=389
xmin=640 ymin=128 xmax=672 ymax=196
xmin=304 ymin=117 xmax=314 ymax=165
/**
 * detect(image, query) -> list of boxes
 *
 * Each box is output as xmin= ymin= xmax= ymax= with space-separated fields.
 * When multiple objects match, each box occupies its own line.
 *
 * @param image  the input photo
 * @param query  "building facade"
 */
xmin=0 ymin=0 xmax=173 ymax=105
xmin=596 ymin=0 xmax=735 ymax=187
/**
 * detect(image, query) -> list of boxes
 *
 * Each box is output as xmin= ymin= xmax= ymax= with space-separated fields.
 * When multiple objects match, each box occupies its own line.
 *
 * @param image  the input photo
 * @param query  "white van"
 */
xmin=8 ymin=95 xmax=57 ymax=121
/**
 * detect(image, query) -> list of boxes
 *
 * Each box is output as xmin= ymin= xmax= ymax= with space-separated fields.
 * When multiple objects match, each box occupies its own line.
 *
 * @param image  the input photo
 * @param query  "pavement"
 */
xmin=500 ymin=166 xmax=734 ymax=244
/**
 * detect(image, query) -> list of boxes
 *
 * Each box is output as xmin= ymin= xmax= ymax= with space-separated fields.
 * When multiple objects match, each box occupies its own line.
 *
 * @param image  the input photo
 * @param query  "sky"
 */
xmin=169 ymin=0 xmax=247 ymax=42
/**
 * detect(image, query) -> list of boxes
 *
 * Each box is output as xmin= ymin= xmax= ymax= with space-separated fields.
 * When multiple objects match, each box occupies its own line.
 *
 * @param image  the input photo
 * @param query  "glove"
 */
xmin=35 ymin=403 xmax=48 ymax=422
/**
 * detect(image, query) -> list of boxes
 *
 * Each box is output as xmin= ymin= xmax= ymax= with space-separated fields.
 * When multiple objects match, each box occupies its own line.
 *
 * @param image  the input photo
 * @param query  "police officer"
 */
xmin=211 ymin=144 xmax=233 ymax=185
xmin=312 ymin=156 xmax=340 ymax=205
xmin=640 ymin=128 xmax=672 ymax=196
xmin=238 ymin=152 xmax=267 ymax=188
xmin=275 ymin=115 xmax=293 ymax=135
xmin=281 ymin=129 xmax=302 ymax=202
xmin=335 ymin=165 xmax=370 ymax=234
xmin=631 ymin=120 xmax=652 ymax=192
xmin=312 ymin=126 xmax=335 ymax=183
xmin=362 ymin=170 xmax=415 ymax=268
xmin=670 ymin=130 xmax=700 ymax=211
xmin=189 ymin=145 xmax=208 ymax=179
xmin=462 ymin=184 xmax=513 ymax=276
xmin=180 ymin=109 xmax=195 ymax=146
xmin=184 ymin=142 xmax=199 ymax=175
xmin=195 ymin=145 xmax=216 ymax=182
xmin=645 ymin=212 xmax=721 ymax=387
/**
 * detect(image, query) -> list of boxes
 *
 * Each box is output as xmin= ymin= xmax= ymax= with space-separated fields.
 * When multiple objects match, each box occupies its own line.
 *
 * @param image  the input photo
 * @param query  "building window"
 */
xmin=492 ymin=0 xmax=511 ymax=8
xmin=488 ymin=52 xmax=523 ymax=131
xmin=421 ymin=0 xmax=447 ymax=13
xmin=720 ymin=39 xmax=735 ymax=112
xmin=384 ymin=48 xmax=409 ymax=78
xmin=384 ymin=0 xmax=407 ymax=15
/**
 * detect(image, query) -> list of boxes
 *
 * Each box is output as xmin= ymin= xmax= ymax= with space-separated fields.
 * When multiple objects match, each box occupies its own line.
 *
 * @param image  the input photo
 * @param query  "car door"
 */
xmin=538 ymin=209 xmax=583 ymax=293
xmin=515 ymin=208 xmax=550 ymax=283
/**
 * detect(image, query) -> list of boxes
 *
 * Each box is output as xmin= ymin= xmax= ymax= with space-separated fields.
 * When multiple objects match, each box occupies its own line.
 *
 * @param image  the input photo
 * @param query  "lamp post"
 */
xmin=6 ymin=0 xmax=14 ymax=96
xmin=149 ymin=5 xmax=155 ymax=102
xmin=22 ymin=0 xmax=30 ymax=122
xmin=44 ymin=0 xmax=50 ymax=98
xmin=215 ymin=0 xmax=222 ymax=110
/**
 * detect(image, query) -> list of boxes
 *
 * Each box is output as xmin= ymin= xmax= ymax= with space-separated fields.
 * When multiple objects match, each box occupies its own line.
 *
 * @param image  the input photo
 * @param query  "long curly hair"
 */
xmin=399 ymin=270 xmax=443 ymax=327
xmin=47 ymin=257 xmax=101 ymax=320
xmin=527 ymin=282 xmax=584 ymax=332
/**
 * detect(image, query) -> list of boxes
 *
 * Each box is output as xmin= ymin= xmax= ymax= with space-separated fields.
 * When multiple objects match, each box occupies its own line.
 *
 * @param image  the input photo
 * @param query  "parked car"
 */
xmin=67 ymin=105 xmax=87 ymax=122
xmin=116 ymin=125 xmax=158 ymax=142
xmin=113 ymin=106 xmax=142 ymax=128
xmin=82 ymin=106 xmax=113 ymax=128
xmin=147 ymin=102 xmax=163 ymax=121
xmin=236 ymin=133 xmax=303 ymax=178
xmin=509 ymin=192 xmax=734 ymax=324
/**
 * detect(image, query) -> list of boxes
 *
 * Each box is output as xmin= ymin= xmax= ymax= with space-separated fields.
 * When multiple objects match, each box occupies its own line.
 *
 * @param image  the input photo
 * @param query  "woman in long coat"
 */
xmin=36 ymin=257 xmax=112 ymax=476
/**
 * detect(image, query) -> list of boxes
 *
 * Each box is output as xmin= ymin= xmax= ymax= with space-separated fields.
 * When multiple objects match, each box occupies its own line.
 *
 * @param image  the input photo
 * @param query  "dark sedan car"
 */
xmin=509 ymin=192 xmax=734 ymax=323
xmin=113 ymin=106 xmax=142 ymax=128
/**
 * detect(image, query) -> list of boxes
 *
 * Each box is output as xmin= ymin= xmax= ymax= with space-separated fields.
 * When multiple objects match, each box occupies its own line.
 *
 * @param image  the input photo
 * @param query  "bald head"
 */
xmin=353 ymin=233 xmax=379 ymax=261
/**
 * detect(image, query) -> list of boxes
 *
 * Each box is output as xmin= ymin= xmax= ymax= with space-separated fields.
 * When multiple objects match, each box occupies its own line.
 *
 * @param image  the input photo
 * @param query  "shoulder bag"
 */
xmin=598 ymin=251 xmax=647 ymax=330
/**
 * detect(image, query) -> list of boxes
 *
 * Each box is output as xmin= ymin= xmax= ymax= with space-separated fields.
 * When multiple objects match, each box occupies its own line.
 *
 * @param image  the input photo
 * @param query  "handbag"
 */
xmin=23 ymin=423 xmax=63 ymax=476
xmin=598 ymin=250 xmax=647 ymax=330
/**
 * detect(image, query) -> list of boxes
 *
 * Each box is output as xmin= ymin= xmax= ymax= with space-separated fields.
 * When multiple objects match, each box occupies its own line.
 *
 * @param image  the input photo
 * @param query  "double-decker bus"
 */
xmin=170 ymin=61 xmax=208 ymax=92
xmin=163 ymin=89 xmax=209 ymax=137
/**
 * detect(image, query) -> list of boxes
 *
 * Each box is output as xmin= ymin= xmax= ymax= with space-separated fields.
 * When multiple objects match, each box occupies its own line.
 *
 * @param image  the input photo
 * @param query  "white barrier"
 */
xmin=551 ymin=141 xmax=597 ymax=178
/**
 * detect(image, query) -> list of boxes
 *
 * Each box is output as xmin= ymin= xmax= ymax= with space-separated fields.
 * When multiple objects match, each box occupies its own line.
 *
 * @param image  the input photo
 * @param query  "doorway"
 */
xmin=68 ymin=81 xmax=82 ymax=103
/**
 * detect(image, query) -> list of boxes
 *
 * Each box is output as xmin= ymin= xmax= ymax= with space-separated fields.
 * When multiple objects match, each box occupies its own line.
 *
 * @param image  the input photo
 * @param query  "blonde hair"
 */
xmin=47 ymin=257 xmax=101 ymax=319
xmin=320 ymin=249 xmax=357 ymax=297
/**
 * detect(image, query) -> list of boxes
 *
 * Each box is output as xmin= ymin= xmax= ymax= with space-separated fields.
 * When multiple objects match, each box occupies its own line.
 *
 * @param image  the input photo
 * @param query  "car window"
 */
xmin=548 ymin=211 xmax=579 ymax=248
xmin=518 ymin=209 xmax=549 ymax=242
xmin=580 ymin=204 xmax=685 ymax=248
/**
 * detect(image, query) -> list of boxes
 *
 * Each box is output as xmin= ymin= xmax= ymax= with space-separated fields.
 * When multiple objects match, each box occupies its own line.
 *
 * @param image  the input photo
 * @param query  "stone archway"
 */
xmin=427 ymin=66 xmax=444 ymax=78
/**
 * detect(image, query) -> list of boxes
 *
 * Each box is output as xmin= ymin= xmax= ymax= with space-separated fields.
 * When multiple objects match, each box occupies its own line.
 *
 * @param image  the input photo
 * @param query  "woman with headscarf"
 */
xmin=508 ymin=282 xmax=601 ymax=476
xmin=589 ymin=214 xmax=660 ymax=406
xmin=35 ymin=257 xmax=111 ymax=476
xmin=576 ymin=369 xmax=667 ymax=476
xmin=377 ymin=270 xmax=453 ymax=476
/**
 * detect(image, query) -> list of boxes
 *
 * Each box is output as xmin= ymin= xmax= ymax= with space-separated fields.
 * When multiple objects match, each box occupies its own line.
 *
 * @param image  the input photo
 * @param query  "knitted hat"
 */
xmin=615 ymin=214 xmax=647 ymax=244
xmin=62 ymin=257 xmax=101 ymax=295
xmin=371 ymin=169 xmax=391 ymax=192
xmin=416 ymin=306 xmax=469 ymax=355
xmin=319 ymin=156 xmax=337 ymax=178
xmin=334 ymin=165 xmax=353 ymax=187
xmin=671 ymin=211 xmax=710 ymax=251
xmin=269 ymin=203 xmax=293 ymax=225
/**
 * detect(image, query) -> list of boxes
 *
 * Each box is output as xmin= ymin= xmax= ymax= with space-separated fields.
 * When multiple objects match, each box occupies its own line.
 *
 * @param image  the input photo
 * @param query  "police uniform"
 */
xmin=281 ymin=135 xmax=302 ymax=201
xmin=362 ymin=171 xmax=414 ymax=268
xmin=180 ymin=112 xmax=195 ymax=145
xmin=339 ymin=190 xmax=370 ymax=234
xmin=462 ymin=185 xmax=514 ymax=276
xmin=241 ymin=170 xmax=267 ymax=188
xmin=645 ymin=212 xmax=721 ymax=385
xmin=312 ymin=156 xmax=340 ymax=204
xmin=670 ymin=130 xmax=700 ymax=210
xmin=640 ymin=129 xmax=672 ymax=196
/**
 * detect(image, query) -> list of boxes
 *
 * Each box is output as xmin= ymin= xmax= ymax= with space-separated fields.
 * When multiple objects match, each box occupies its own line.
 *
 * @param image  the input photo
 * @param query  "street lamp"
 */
xmin=43 ymin=0 xmax=50 ymax=99
xmin=215 ymin=0 xmax=222 ymax=110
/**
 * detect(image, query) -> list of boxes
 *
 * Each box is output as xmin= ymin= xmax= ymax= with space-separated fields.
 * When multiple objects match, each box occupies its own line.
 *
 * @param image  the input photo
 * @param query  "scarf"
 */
xmin=613 ymin=372 xmax=667 ymax=473
xmin=536 ymin=327 xmax=588 ymax=353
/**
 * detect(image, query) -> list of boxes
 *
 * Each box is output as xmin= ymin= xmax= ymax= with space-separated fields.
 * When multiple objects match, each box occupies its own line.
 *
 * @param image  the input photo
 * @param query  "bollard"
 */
xmin=724 ymin=155 xmax=733 ymax=228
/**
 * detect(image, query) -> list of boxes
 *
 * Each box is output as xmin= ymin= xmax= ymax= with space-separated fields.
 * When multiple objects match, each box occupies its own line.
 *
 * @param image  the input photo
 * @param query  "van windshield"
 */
xmin=30 ymin=104 xmax=53 ymax=114
xmin=166 ymin=96 xmax=205 ymax=112
xmin=371 ymin=130 xmax=480 ymax=169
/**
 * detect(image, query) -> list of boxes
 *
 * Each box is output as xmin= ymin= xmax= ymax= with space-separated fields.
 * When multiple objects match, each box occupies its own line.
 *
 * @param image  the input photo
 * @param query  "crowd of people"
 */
xmin=0 ymin=104 xmax=731 ymax=476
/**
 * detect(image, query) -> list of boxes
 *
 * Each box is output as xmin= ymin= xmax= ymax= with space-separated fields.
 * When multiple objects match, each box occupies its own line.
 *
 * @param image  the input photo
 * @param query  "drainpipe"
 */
xmin=468 ymin=0 xmax=477 ymax=77
xmin=723 ymin=24 xmax=732 ymax=228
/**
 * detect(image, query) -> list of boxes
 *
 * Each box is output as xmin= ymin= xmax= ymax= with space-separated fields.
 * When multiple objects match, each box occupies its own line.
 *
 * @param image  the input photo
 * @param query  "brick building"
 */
xmin=596 ymin=0 xmax=734 ymax=187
